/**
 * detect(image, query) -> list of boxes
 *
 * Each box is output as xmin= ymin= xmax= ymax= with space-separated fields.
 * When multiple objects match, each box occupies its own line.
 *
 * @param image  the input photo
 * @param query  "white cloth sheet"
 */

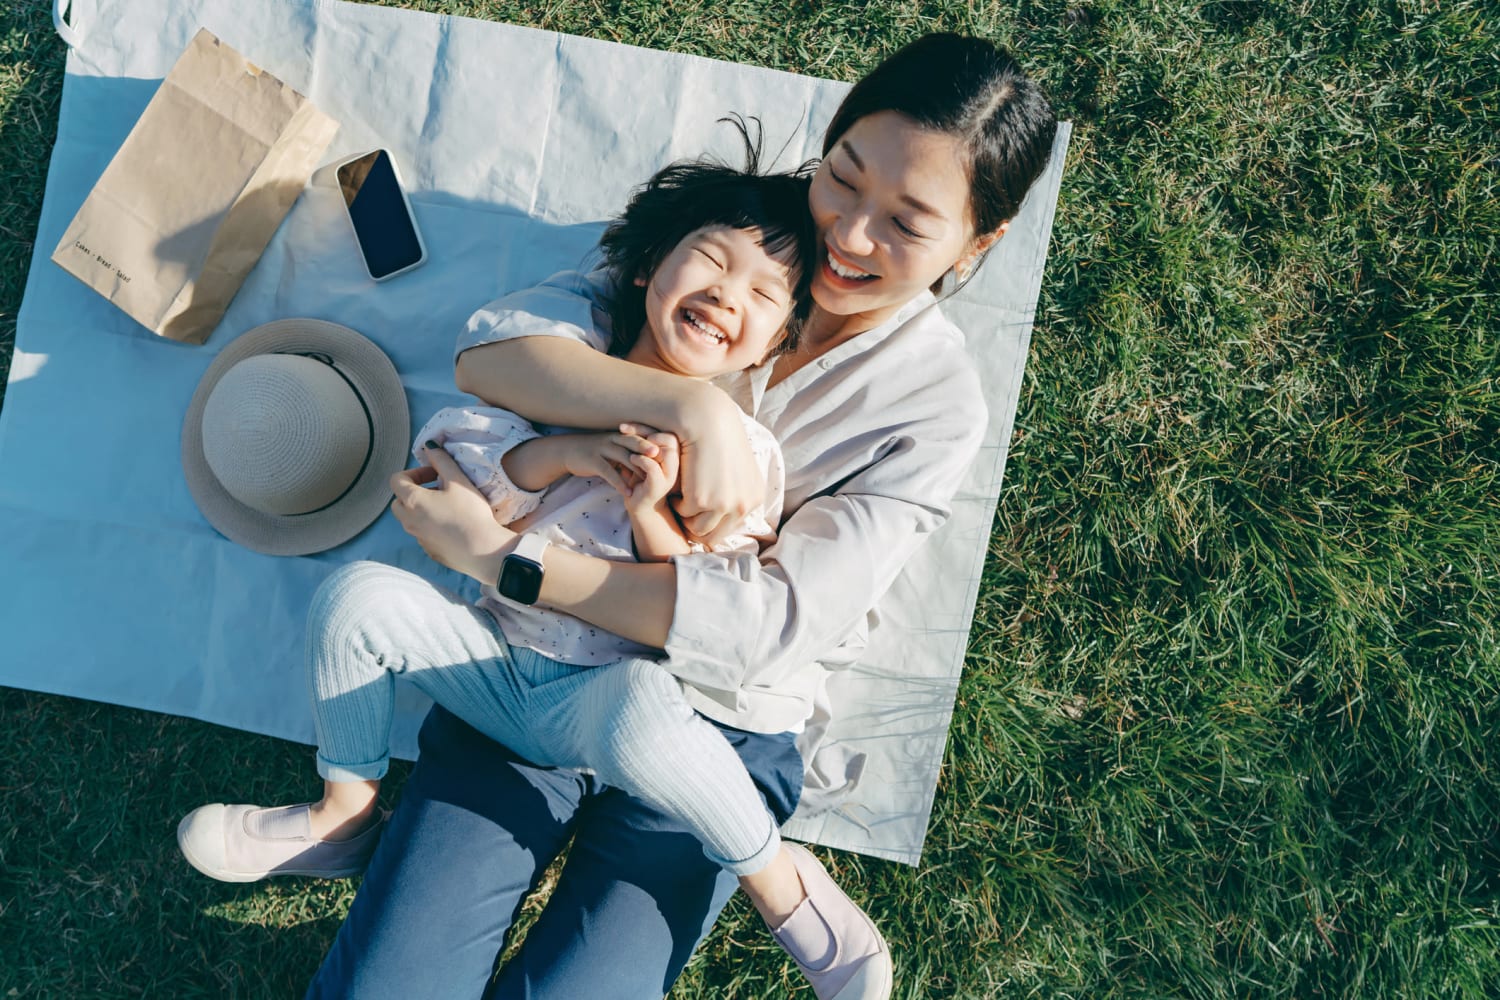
xmin=1 ymin=0 xmax=1070 ymax=864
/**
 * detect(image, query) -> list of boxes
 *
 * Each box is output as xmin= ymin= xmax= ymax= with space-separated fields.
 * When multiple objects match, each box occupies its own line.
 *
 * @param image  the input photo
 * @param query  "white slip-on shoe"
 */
xmin=770 ymin=842 xmax=893 ymax=1000
xmin=176 ymin=803 xmax=386 ymax=883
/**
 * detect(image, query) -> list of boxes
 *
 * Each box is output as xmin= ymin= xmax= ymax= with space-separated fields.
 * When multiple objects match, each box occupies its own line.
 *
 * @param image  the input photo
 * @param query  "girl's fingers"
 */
xmin=630 ymin=454 xmax=667 ymax=491
xmin=646 ymin=431 xmax=679 ymax=452
xmin=593 ymin=461 xmax=628 ymax=495
xmin=619 ymin=422 xmax=663 ymax=438
xmin=612 ymin=432 xmax=658 ymax=457
xmin=612 ymin=461 xmax=641 ymax=492
xmin=599 ymin=443 xmax=635 ymax=468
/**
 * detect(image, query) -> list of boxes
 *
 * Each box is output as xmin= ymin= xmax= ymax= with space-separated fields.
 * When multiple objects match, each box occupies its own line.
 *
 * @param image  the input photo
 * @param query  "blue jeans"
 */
xmin=308 ymin=561 xmax=787 ymax=875
xmin=304 ymin=705 xmax=803 ymax=999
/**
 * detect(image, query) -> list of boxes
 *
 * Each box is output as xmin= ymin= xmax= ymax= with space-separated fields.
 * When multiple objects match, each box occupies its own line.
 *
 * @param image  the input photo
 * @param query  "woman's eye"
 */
xmin=829 ymin=167 xmax=855 ymax=191
xmin=893 ymin=218 xmax=925 ymax=240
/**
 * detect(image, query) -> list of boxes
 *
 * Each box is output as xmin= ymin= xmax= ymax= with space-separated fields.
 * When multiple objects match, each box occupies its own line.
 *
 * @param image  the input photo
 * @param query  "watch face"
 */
xmin=498 ymin=556 xmax=544 ymax=605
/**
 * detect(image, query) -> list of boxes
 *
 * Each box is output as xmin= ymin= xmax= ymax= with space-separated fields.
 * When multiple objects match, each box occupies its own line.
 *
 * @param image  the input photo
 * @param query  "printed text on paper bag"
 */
xmin=71 ymin=240 xmax=132 ymax=284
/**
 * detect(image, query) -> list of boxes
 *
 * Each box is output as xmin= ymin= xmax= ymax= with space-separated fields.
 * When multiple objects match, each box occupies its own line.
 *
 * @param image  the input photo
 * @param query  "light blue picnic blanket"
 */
xmin=0 ymin=0 xmax=1069 ymax=865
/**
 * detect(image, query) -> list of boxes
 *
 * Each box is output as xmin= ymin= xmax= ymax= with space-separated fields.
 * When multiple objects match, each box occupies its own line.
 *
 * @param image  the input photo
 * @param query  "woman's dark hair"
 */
xmin=823 ymin=33 xmax=1057 ymax=256
xmin=599 ymin=119 xmax=817 ymax=359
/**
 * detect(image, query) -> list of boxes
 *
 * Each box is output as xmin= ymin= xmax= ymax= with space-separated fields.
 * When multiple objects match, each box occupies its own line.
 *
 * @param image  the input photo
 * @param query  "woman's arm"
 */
xmin=452 ymin=274 xmax=764 ymax=542
xmin=392 ymin=419 xmax=977 ymax=678
xmin=457 ymin=336 xmax=711 ymax=440
xmin=459 ymin=339 xmax=759 ymax=541
xmin=390 ymin=449 xmax=677 ymax=647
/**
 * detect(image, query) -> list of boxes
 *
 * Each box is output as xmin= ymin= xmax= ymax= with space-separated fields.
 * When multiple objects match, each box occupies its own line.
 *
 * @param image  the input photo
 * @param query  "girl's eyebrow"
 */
xmin=700 ymin=229 xmax=790 ymax=290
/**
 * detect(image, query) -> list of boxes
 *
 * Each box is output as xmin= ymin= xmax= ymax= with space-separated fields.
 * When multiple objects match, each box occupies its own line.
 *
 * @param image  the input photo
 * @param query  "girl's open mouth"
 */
xmin=681 ymin=308 xmax=727 ymax=345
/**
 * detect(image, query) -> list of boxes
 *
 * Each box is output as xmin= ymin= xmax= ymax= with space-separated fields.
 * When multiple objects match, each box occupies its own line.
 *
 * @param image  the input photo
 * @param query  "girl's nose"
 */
xmin=707 ymin=282 xmax=740 ymax=312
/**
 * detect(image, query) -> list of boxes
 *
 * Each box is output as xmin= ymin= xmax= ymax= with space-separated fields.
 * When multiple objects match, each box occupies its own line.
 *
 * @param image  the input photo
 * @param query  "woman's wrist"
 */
xmin=668 ymin=378 xmax=736 ymax=446
xmin=536 ymin=545 xmax=676 ymax=648
xmin=467 ymin=523 xmax=516 ymax=587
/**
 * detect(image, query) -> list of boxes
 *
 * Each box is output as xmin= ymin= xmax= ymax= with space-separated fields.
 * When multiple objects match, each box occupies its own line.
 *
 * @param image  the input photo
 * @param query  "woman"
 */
xmin=306 ymin=32 xmax=1056 ymax=1000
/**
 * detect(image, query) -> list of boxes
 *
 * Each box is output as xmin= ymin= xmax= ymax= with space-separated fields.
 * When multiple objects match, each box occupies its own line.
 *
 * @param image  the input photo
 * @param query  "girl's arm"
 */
xmin=626 ymin=507 xmax=694 ymax=562
xmin=623 ymin=432 xmax=693 ymax=562
xmin=500 ymin=428 xmax=660 ymax=497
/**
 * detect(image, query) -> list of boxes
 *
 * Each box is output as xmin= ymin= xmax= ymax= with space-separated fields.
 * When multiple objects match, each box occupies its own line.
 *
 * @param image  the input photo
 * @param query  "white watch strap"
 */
xmin=511 ymin=532 xmax=549 ymax=566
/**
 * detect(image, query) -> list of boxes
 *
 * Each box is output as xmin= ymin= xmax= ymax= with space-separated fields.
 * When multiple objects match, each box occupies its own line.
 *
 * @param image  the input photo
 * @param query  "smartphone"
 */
xmin=336 ymin=149 xmax=427 ymax=281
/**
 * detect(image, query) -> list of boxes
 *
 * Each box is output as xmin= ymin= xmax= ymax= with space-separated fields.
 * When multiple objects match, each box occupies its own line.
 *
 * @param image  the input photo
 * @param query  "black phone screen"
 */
xmin=338 ymin=150 xmax=423 ymax=279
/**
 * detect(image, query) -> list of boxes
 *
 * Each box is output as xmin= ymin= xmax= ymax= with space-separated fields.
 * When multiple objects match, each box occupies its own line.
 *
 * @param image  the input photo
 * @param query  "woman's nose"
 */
xmin=832 ymin=208 xmax=876 ymax=256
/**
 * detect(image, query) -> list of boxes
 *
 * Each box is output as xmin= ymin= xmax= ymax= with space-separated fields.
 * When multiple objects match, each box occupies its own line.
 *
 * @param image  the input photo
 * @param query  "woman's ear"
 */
xmin=954 ymin=221 xmax=1010 ymax=283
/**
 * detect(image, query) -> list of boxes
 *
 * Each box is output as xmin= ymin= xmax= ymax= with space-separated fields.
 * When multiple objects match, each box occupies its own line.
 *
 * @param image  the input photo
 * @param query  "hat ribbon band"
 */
xmin=285 ymin=351 xmax=376 ymax=517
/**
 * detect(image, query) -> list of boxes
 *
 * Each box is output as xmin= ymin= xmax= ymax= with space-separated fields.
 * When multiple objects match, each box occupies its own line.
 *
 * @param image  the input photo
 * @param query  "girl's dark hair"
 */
xmin=599 ymin=118 xmax=817 ymax=359
xmin=823 ymin=33 xmax=1056 ymax=278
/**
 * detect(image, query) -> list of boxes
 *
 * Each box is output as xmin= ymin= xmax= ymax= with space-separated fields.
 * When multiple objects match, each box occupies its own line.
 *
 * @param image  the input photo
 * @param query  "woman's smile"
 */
xmin=822 ymin=245 xmax=879 ymax=286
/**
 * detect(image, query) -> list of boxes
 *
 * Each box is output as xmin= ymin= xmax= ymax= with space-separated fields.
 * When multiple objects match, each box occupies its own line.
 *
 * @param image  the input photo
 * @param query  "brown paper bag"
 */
xmin=52 ymin=29 xmax=338 ymax=345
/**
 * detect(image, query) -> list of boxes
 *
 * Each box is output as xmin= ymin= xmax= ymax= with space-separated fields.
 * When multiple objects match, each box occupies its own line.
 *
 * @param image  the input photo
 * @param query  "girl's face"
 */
xmin=808 ymin=110 xmax=990 ymax=330
xmin=633 ymin=225 xmax=797 ymax=378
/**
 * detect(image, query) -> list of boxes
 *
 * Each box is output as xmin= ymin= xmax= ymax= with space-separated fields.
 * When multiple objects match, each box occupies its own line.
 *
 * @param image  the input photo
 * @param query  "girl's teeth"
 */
xmin=686 ymin=312 xmax=725 ymax=343
xmin=828 ymin=252 xmax=874 ymax=281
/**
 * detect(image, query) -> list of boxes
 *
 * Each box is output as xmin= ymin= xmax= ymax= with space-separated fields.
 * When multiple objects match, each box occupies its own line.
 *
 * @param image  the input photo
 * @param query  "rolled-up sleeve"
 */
xmin=663 ymin=406 xmax=985 ymax=701
xmin=455 ymin=269 xmax=614 ymax=359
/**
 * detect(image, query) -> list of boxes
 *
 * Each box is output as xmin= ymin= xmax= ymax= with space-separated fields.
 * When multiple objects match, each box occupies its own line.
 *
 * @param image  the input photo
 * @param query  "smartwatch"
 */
xmin=497 ymin=533 xmax=549 ymax=605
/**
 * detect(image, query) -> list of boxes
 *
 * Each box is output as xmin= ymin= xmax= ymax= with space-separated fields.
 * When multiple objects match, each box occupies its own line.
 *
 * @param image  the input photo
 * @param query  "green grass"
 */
xmin=3 ymin=0 xmax=1499 ymax=996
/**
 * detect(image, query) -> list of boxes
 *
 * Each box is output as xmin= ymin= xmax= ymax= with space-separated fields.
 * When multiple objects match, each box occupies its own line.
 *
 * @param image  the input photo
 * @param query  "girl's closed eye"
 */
xmin=695 ymin=247 xmax=724 ymax=267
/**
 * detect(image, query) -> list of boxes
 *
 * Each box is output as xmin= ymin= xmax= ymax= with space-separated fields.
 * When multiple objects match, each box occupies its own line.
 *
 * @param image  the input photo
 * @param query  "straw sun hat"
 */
xmin=181 ymin=319 xmax=410 ymax=556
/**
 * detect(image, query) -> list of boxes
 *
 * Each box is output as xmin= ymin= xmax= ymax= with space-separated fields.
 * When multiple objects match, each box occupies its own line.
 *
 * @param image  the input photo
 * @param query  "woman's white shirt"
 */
xmin=457 ymin=270 xmax=988 ymax=736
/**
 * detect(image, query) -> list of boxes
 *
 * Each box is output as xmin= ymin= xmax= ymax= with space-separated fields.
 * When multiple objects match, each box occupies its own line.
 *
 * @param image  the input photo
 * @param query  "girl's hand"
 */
xmin=391 ymin=445 xmax=515 ymax=582
xmin=624 ymin=431 xmax=681 ymax=515
xmin=559 ymin=429 xmax=662 ymax=496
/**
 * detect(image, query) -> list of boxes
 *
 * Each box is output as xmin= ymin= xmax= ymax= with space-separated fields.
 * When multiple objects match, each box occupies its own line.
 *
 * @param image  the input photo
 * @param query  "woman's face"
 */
xmin=808 ymin=110 xmax=979 ymax=329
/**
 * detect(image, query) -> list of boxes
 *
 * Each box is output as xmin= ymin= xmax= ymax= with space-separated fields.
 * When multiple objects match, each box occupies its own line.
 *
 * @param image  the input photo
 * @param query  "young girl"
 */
xmin=179 ymin=143 xmax=890 ymax=997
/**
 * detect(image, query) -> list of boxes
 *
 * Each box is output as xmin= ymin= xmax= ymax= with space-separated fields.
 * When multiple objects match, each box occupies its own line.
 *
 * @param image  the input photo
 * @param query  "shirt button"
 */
xmin=818 ymin=357 xmax=834 ymax=370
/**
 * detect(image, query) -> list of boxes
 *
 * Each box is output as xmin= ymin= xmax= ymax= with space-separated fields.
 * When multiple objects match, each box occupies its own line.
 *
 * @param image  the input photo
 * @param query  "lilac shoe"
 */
xmin=176 ymin=803 xmax=386 ymax=883
xmin=770 ymin=843 xmax=893 ymax=1000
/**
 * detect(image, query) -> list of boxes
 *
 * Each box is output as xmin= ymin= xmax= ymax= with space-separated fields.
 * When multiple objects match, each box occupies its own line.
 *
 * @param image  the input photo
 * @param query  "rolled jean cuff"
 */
xmin=317 ymin=751 xmax=390 ymax=783
xmin=711 ymin=814 xmax=782 ymax=877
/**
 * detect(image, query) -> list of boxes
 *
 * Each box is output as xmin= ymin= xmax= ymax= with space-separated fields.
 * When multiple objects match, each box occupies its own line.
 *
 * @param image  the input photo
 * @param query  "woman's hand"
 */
xmin=630 ymin=386 xmax=761 ymax=544
xmin=390 ymin=445 xmax=515 ymax=583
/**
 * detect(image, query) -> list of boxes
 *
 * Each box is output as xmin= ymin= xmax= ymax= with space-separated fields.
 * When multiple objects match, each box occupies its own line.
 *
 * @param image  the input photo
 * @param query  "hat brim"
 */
xmin=182 ymin=319 xmax=410 ymax=557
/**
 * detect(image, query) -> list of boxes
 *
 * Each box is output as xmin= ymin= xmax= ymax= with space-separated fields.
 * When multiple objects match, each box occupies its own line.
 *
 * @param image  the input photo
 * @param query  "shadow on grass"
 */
xmin=0 ymin=687 xmax=419 ymax=995
xmin=0 ymin=0 xmax=68 ymax=404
